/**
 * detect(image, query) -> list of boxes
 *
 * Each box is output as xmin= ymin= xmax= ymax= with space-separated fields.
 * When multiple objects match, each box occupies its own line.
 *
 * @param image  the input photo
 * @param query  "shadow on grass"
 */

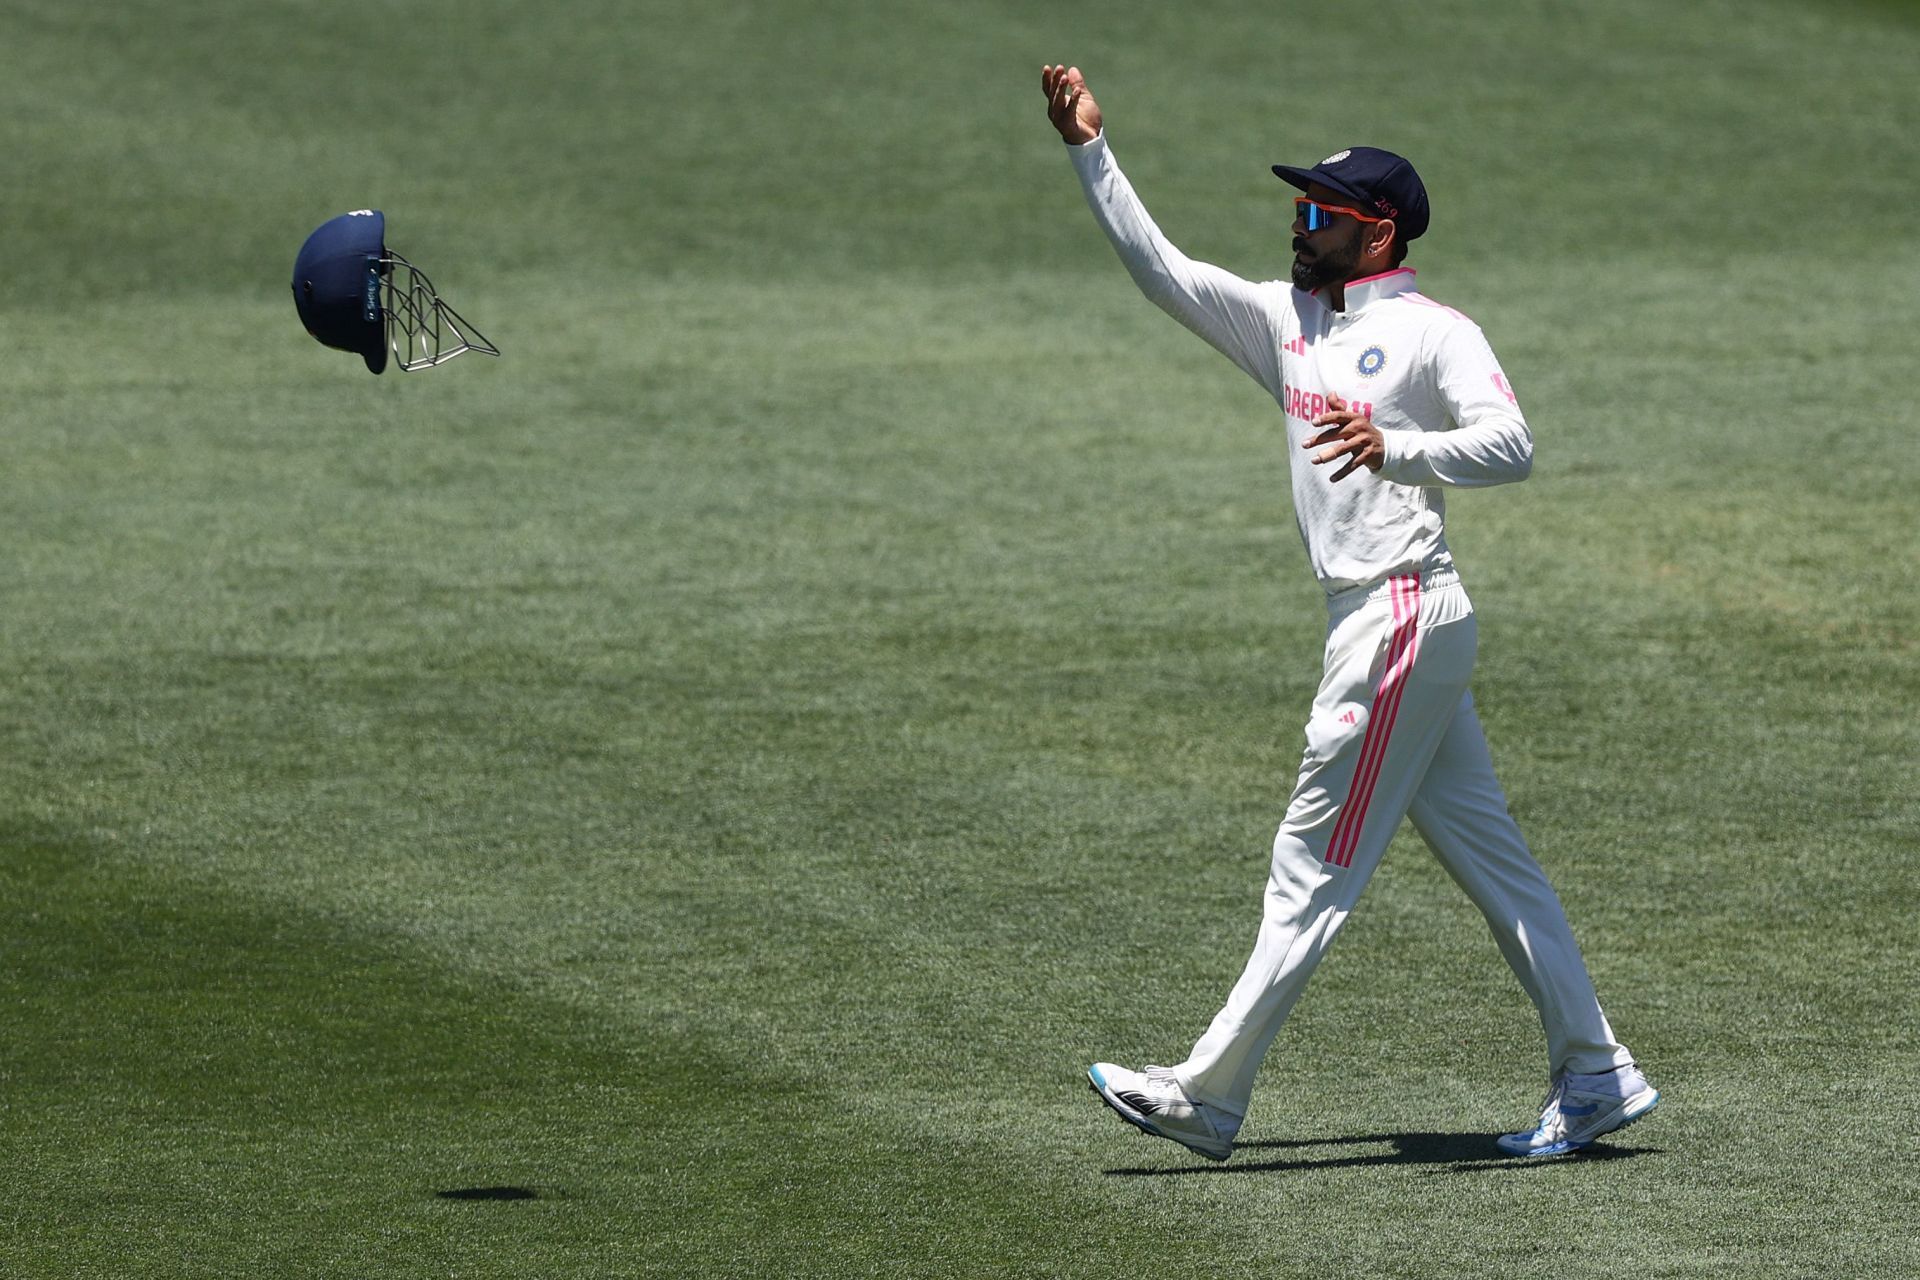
xmin=435 ymin=1186 xmax=543 ymax=1201
xmin=1104 ymin=1131 xmax=1663 ymax=1177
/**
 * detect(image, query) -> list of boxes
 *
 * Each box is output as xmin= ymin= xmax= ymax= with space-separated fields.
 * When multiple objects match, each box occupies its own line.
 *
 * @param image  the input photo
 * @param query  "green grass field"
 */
xmin=4 ymin=1 xmax=1917 ymax=1275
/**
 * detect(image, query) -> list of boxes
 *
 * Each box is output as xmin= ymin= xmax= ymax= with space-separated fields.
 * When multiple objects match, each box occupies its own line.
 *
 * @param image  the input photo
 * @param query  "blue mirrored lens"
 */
xmin=1297 ymin=200 xmax=1332 ymax=232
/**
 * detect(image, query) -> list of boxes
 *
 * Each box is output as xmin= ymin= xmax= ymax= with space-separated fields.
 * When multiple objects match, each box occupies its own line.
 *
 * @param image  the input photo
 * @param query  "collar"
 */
xmin=1317 ymin=267 xmax=1418 ymax=315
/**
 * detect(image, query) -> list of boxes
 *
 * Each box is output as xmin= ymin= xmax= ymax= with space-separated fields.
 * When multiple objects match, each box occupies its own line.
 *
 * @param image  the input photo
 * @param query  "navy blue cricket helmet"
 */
xmin=291 ymin=210 xmax=498 ymax=374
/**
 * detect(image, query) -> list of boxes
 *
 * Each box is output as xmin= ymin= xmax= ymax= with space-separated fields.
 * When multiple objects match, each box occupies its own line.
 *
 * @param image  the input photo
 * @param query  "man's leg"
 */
xmin=1405 ymin=691 xmax=1632 ymax=1078
xmin=1171 ymin=575 xmax=1475 ymax=1117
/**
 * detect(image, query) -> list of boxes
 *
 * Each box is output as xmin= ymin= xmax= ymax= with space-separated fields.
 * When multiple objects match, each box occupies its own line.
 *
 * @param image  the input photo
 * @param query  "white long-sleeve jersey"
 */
xmin=1068 ymin=133 xmax=1533 ymax=596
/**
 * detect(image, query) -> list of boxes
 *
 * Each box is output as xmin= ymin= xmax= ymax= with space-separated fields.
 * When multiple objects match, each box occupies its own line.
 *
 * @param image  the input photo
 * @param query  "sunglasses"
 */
xmin=1294 ymin=196 xmax=1389 ymax=233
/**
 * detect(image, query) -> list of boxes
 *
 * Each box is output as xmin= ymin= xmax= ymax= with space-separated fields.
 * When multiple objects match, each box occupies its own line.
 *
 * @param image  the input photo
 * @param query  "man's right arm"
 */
xmin=1041 ymin=65 xmax=1279 ymax=387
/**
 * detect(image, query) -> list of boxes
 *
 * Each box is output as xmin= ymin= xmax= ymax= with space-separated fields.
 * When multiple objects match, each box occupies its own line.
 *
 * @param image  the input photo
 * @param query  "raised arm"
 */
xmin=1040 ymin=64 xmax=1279 ymax=388
xmin=1042 ymin=63 xmax=1102 ymax=145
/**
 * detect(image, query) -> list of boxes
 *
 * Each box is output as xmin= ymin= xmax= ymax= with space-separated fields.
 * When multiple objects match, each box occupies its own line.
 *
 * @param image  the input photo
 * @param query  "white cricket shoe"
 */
xmin=1086 ymin=1062 xmax=1239 ymax=1162
xmin=1496 ymin=1065 xmax=1661 ymax=1157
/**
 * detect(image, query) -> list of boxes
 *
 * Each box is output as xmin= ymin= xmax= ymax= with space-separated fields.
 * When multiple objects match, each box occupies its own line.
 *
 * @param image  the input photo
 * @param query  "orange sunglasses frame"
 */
xmin=1293 ymin=196 xmax=1391 ymax=229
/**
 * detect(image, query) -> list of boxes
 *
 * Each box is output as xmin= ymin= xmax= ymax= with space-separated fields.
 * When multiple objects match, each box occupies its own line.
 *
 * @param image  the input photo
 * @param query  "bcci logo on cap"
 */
xmin=1357 ymin=345 xmax=1387 ymax=377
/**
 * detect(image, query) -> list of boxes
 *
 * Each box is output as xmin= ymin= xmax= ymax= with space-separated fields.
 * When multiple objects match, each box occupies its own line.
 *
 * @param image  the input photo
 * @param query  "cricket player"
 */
xmin=1040 ymin=64 xmax=1659 ymax=1160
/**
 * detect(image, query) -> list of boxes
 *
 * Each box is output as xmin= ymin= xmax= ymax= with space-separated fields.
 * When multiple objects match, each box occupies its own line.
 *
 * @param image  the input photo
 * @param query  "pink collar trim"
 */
xmin=1315 ymin=267 xmax=1418 ymax=313
xmin=1346 ymin=267 xmax=1417 ymax=289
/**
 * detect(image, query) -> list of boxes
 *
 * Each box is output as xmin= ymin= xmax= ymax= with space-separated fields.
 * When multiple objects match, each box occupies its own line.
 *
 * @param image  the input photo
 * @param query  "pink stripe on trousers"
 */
xmin=1325 ymin=575 xmax=1422 ymax=868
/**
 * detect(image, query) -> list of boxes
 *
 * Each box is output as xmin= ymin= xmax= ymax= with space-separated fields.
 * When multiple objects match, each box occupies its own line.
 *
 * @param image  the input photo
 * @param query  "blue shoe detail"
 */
xmin=1502 ymin=1086 xmax=1660 ymax=1158
xmin=1086 ymin=1062 xmax=1235 ymax=1161
xmin=1087 ymin=1065 xmax=1165 ymax=1142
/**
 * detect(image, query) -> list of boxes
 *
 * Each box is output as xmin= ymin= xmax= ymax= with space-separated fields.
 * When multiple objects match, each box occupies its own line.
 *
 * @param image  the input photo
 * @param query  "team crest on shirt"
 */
xmin=1356 ymin=345 xmax=1388 ymax=377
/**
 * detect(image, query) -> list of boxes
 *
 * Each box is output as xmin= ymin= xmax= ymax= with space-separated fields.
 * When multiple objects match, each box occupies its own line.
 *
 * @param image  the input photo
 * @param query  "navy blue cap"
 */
xmin=1272 ymin=147 xmax=1429 ymax=243
xmin=292 ymin=210 xmax=388 ymax=374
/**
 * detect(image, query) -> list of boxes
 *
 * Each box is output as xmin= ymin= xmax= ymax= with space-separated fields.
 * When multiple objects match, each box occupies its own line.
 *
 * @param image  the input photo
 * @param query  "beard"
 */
xmin=1290 ymin=225 xmax=1365 ymax=292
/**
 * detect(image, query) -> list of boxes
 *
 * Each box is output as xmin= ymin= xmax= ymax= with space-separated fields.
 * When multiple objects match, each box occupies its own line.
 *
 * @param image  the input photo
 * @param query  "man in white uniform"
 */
xmin=1040 ymin=64 xmax=1659 ymax=1161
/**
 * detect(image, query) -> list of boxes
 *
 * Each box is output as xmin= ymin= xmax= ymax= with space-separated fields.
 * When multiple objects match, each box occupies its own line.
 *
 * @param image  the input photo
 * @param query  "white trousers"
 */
xmin=1173 ymin=562 xmax=1632 ymax=1117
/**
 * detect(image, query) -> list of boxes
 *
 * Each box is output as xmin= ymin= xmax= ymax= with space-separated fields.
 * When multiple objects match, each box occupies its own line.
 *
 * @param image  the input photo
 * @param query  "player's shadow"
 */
xmin=1103 ymin=1131 xmax=1661 ymax=1177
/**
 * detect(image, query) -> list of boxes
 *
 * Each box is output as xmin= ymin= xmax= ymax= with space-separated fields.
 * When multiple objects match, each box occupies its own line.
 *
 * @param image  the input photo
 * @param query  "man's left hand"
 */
xmin=1304 ymin=394 xmax=1385 ymax=482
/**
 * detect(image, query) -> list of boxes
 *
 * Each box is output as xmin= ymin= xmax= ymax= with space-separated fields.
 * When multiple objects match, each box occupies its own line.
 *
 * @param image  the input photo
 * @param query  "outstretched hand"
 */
xmin=1041 ymin=64 xmax=1102 ymax=145
xmin=1305 ymin=394 xmax=1387 ymax=482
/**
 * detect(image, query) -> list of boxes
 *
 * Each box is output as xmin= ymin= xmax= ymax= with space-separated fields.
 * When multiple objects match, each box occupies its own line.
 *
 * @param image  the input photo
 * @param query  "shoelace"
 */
xmin=1140 ymin=1066 xmax=1222 ymax=1136
xmin=1532 ymin=1077 xmax=1569 ymax=1136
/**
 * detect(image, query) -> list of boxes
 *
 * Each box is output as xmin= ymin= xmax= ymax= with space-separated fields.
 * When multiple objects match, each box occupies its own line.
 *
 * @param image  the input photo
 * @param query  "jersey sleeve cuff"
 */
xmin=1377 ymin=428 xmax=1421 ymax=481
